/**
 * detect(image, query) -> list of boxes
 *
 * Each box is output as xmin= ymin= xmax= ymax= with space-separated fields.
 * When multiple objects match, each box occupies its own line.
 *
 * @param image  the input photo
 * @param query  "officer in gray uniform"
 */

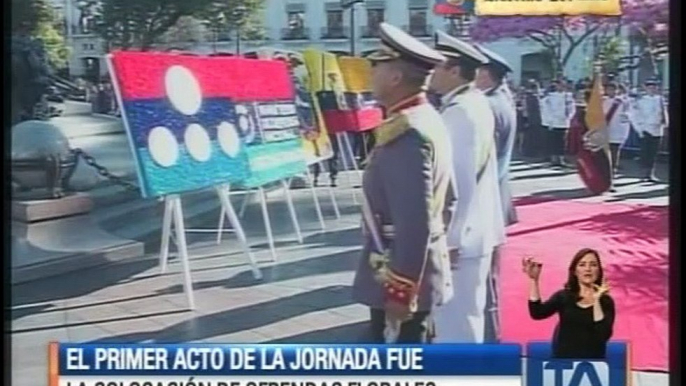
xmin=351 ymin=22 xmax=456 ymax=344
xmin=474 ymin=44 xmax=519 ymax=343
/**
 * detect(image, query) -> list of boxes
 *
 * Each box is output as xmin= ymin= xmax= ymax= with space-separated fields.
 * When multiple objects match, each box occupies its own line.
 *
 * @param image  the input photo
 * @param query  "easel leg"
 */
xmin=170 ymin=196 xmax=195 ymax=310
xmin=216 ymin=203 xmax=227 ymax=245
xmin=336 ymin=133 xmax=358 ymax=204
xmin=217 ymin=185 xmax=262 ymax=280
xmin=328 ymin=184 xmax=341 ymax=219
xmin=159 ymin=196 xmax=174 ymax=274
xmin=239 ymin=189 xmax=252 ymax=218
xmin=305 ymin=167 xmax=326 ymax=230
xmin=282 ymin=179 xmax=304 ymax=243
xmin=258 ymin=187 xmax=278 ymax=262
xmin=342 ymin=132 xmax=363 ymax=184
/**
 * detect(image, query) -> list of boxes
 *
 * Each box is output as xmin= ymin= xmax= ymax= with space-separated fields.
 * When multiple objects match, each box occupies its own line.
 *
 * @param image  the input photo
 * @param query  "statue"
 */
xmin=10 ymin=35 xmax=89 ymax=199
xmin=11 ymin=35 xmax=52 ymax=125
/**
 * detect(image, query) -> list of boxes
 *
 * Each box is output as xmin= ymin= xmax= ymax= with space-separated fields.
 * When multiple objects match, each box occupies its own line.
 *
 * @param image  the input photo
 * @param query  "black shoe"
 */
xmin=608 ymin=187 xmax=617 ymax=193
xmin=330 ymin=179 xmax=338 ymax=188
xmin=313 ymin=179 xmax=319 ymax=187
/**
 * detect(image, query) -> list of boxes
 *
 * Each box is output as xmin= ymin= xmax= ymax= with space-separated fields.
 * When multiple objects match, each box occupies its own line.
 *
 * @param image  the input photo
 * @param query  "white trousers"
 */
xmin=433 ymin=253 xmax=492 ymax=343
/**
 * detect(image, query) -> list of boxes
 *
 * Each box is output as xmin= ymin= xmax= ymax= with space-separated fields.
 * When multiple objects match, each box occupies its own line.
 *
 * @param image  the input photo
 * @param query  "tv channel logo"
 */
xmin=543 ymin=361 xmax=609 ymax=386
xmin=527 ymin=342 xmax=630 ymax=386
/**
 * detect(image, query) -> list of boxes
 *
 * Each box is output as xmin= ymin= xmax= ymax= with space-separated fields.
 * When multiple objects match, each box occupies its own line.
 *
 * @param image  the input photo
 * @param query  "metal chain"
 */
xmin=71 ymin=148 xmax=139 ymax=192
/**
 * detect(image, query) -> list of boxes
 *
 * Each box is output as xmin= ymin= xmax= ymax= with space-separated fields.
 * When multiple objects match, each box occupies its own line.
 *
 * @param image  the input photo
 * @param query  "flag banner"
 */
xmin=433 ymin=0 xmax=475 ymax=15
xmin=571 ymin=73 xmax=612 ymax=194
xmin=336 ymin=56 xmax=384 ymax=132
xmin=475 ymin=0 xmax=622 ymax=16
xmin=50 ymin=343 xmax=522 ymax=386
xmin=108 ymin=51 xmax=307 ymax=197
xmin=304 ymin=50 xmax=382 ymax=134
xmin=256 ymin=48 xmax=335 ymax=165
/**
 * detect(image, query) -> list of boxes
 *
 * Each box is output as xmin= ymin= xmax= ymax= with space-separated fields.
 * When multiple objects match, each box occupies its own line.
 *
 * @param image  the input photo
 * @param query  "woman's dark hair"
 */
xmin=564 ymin=248 xmax=604 ymax=296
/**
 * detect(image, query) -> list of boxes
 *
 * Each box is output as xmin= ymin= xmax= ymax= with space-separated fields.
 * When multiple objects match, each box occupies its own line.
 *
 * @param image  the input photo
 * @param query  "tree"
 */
xmin=621 ymin=0 xmax=668 ymax=79
xmin=198 ymin=0 xmax=267 ymax=45
xmin=93 ymin=0 xmax=215 ymax=50
xmin=469 ymin=0 xmax=668 ymax=76
xmin=158 ymin=16 xmax=208 ymax=48
xmin=11 ymin=0 xmax=70 ymax=69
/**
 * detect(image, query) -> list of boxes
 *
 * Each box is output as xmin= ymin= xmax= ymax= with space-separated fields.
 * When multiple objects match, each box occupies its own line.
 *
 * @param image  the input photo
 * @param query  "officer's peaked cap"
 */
xmin=434 ymin=30 xmax=489 ymax=65
xmin=367 ymin=23 xmax=446 ymax=70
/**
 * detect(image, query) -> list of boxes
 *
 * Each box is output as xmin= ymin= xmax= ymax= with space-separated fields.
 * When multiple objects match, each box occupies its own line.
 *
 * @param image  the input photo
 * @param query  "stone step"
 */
xmin=50 ymin=114 xmax=123 ymax=139
xmin=61 ymin=100 xmax=93 ymax=116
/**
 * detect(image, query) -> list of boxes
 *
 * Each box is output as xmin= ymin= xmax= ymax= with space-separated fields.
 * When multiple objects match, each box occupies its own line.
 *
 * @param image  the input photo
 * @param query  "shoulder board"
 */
xmin=375 ymin=114 xmax=412 ymax=147
xmin=375 ymin=107 xmax=435 ymax=147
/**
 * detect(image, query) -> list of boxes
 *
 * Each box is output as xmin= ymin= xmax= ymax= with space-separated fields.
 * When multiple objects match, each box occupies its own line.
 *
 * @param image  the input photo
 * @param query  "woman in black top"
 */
xmin=523 ymin=248 xmax=615 ymax=359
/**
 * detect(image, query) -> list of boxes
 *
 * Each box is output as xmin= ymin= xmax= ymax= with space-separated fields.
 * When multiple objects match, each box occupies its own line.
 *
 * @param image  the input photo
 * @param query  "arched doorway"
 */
xmin=82 ymin=56 xmax=100 ymax=83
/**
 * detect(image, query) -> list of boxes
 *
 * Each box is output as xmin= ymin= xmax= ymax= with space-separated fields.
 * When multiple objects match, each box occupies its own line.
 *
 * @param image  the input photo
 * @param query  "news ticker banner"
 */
xmin=473 ymin=0 xmax=622 ymax=16
xmin=49 ymin=342 xmax=630 ymax=386
xmin=51 ymin=343 xmax=521 ymax=386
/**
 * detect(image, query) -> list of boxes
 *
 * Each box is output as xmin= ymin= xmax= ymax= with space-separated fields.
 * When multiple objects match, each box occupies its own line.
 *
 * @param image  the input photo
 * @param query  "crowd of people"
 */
xmin=350 ymin=22 xmax=631 ymax=358
xmin=74 ymin=78 xmax=120 ymax=116
xmin=512 ymin=75 xmax=668 ymax=186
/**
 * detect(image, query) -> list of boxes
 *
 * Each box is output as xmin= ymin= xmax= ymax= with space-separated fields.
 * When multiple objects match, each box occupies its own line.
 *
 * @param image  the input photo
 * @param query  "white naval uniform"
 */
xmin=539 ymin=93 xmax=551 ymax=128
xmin=630 ymin=94 xmax=668 ymax=137
xmin=433 ymin=83 xmax=506 ymax=343
xmin=603 ymin=95 xmax=631 ymax=145
xmin=543 ymin=91 xmax=576 ymax=130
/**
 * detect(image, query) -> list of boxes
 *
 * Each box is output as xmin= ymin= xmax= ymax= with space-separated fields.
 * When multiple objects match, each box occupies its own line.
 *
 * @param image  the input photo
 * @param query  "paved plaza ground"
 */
xmin=10 ymin=149 xmax=670 ymax=386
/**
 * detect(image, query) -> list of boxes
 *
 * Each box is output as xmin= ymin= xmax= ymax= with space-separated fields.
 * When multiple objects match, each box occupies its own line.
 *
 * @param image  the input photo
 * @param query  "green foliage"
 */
xmin=11 ymin=0 xmax=70 ymax=69
xmin=198 ymin=0 xmax=266 ymax=41
xmin=36 ymin=23 xmax=71 ymax=69
xmin=159 ymin=16 xmax=208 ymax=45
xmin=11 ymin=0 xmax=52 ymax=34
xmin=596 ymin=37 xmax=623 ymax=74
xmin=94 ymin=0 xmax=215 ymax=50
xmin=94 ymin=0 xmax=265 ymax=50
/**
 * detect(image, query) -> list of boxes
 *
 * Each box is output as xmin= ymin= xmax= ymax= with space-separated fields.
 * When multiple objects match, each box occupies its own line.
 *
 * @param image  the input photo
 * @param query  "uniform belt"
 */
xmin=381 ymin=221 xmax=445 ymax=239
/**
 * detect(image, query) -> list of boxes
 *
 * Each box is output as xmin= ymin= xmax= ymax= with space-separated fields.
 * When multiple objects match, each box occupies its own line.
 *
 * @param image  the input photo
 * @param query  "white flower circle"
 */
xmin=217 ymin=121 xmax=241 ymax=158
xmin=184 ymin=123 xmax=212 ymax=162
xmin=165 ymin=65 xmax=202 ymax=116
xmin=148 ymin=126 xmax=179 ymax=167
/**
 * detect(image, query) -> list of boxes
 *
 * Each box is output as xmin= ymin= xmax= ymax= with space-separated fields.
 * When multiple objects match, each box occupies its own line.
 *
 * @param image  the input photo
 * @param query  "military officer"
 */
xmin=603 ymin=81 xmax=631 ymax=186
xmin=630 ymin=78 xmax=668 ymax=183
xmin=543 ymin=78 xmax=576 ymax=167
xmin=474 ymin=44 xmax=518 ymax=343
xmin=429 ymin=31 xmax=506 ymax=343
xmin=351 ymin=22 xmax=456 ymax=343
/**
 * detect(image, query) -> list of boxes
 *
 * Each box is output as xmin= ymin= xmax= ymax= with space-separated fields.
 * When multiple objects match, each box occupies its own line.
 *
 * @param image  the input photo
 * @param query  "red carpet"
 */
xmin=501 ymin=197 xmax=669 ymax=372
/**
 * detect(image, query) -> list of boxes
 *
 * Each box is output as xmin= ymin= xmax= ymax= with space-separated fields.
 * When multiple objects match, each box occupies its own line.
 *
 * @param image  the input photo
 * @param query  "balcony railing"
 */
xmin=281 ymin=27 xmax=310 ymax=41
xmin=403 ymin=24 xmax=433 ymax=37
xmin=360 ymin=26 xmax=382 ymax=38
xmin=321 ymin=26 xmax=350 ymax=39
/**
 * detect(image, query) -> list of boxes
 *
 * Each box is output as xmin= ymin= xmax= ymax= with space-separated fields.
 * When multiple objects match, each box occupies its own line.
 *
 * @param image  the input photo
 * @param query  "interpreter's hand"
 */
xmin=384 ymin=300 xmax=412 ymax=323
xmin=522 ymin=256 xmax=543 ymax=281
xmin=592 ymin=281 xmax=610 ymax=301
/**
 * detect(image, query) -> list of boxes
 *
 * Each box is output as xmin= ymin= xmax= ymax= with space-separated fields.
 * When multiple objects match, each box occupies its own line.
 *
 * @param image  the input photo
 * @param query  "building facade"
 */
xmin=54 ymin=0 xmax=667 ymax=88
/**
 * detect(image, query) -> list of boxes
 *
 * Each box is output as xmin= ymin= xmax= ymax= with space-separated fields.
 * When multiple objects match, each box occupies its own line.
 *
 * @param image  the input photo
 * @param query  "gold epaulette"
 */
xmin=375 ymin=114 xmax=412 ymax=147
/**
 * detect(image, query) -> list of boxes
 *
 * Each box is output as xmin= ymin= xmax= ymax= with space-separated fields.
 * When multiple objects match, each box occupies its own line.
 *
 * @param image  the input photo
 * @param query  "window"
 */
xmin=366 ymin=9 xmax=384 ymax=37
xmin=284 ymin=11 xmax=307 ymax=40
xmin=409 ymin=9 xmax=427 ymax=36
xmin=327 ymin=10 xmax=344 ymax=36
xmin=288 ymin=11 xmax=305 ymax=31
